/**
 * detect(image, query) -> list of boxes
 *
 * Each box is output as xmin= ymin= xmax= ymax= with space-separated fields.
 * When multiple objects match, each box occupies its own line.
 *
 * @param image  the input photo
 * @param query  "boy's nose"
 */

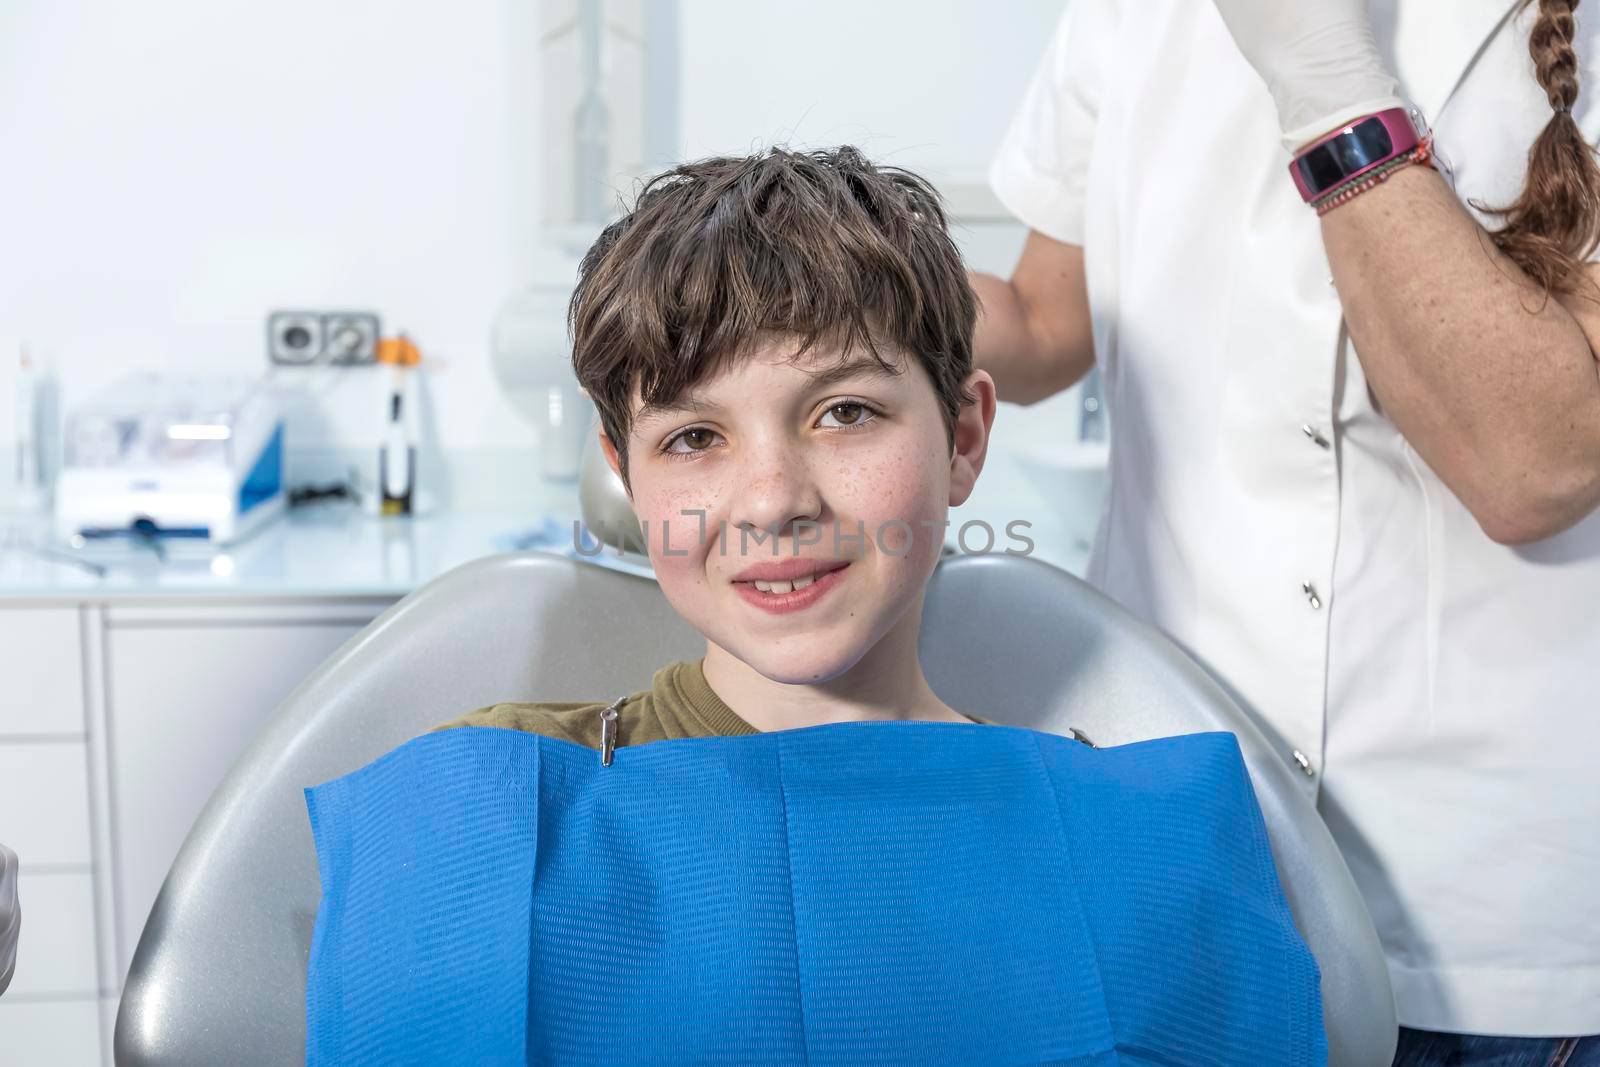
xmin=726 ymin=451 xmax=824 ymax=547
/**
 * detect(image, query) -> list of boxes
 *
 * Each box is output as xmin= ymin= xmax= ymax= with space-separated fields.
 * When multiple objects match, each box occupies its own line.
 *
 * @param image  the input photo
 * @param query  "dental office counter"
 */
xmin=0 ymin=446 xmax=1100 ymax=1067
xmin=0 ymin=507 xmax=564 ymax=599
xmin=0 ymin=504 xmax=582 ymax=1067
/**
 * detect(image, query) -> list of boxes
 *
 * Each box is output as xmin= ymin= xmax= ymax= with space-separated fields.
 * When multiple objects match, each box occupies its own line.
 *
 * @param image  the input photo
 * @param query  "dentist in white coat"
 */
xmin=974 ymin=0 xmax=1600 ymax=1061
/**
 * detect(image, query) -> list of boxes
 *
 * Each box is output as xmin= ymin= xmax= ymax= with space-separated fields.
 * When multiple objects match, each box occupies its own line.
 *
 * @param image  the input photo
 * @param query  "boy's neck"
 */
xmin=698 ymin=627 xmax=971 ymax=733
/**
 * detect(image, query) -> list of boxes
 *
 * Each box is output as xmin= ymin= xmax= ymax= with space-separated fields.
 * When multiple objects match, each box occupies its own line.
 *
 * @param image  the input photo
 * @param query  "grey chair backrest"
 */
xmin=115 ymin=551 xmax=1395 ymax=1066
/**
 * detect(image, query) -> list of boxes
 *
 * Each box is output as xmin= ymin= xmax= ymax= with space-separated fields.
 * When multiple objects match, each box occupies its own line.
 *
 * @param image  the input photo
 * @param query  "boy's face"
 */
xmin=601 ymin=334 xmax=995 ymax=685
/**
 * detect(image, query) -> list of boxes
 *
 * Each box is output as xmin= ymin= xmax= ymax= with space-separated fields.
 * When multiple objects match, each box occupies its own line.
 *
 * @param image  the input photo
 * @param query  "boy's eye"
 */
xmin=817 ymin=401 xmax=879 ymax=429
xmin=662 ymin=427 xmax=722 ymax=456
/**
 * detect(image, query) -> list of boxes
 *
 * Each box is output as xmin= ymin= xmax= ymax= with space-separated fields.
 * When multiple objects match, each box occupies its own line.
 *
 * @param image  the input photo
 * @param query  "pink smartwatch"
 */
xmin=1288 ymin=106 xmax=1429 ymax=203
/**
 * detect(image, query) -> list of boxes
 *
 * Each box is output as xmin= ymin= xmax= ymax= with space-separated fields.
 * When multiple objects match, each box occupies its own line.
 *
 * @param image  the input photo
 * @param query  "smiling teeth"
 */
xmin=752 ymin=575 xmax=815 ymax=594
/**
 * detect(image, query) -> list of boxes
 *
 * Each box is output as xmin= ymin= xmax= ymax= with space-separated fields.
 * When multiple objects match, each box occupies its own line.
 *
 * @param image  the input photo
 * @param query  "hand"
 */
xmin=0 ymin=843 xmax=17 ymax=997
xmin=1211 ymin=0 xmax=1406 ymax=154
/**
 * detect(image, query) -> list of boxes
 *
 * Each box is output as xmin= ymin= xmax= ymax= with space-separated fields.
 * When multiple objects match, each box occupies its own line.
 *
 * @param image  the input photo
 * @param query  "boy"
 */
xmin=430 ymin=145 xmax=1001 ymax=745
xmin=304 ymin=146 xmax=1324 ymax=1066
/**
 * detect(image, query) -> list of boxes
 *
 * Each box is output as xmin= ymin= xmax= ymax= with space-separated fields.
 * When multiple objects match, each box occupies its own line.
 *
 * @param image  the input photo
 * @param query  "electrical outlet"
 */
xmin=267 ymin=311 xmax=324 ymax=366
xmin=267 ymin=309 xmax=382 ymax=366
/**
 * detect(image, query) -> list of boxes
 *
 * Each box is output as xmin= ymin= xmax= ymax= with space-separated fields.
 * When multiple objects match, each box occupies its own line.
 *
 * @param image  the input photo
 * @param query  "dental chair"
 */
xmin=115 ymin=492 xmax=1398 ymax=1066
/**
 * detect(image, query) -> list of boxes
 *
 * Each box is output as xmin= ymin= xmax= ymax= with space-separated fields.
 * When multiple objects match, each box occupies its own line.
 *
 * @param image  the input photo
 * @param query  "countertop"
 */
xmin=0 ymin=446 xmax=1102 ymax=602
xmin=0 ymin=504 xmax=589 ymax=601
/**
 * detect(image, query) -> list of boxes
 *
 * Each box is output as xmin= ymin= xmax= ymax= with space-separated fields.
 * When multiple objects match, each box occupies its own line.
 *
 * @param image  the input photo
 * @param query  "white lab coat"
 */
xmin=991 ymin=0 xmax=1600 ymax=1037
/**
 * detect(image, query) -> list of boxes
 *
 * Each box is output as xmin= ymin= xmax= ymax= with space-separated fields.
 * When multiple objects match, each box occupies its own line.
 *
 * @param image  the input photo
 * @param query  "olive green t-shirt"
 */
xmin=427 ymin=658 xmax=993 ymax=751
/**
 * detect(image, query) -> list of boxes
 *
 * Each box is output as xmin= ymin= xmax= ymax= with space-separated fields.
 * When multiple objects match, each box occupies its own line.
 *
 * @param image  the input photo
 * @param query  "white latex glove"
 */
xmin=1211 ymin=0 xmax=1408 ymax=154
xmin=0 ymin=844 xmax=17 ymax=997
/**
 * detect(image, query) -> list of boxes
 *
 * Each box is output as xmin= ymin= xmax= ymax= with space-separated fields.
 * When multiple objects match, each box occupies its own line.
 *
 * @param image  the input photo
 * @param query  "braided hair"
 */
xmin=1487 ymin=0 xmax=1600 ymax=294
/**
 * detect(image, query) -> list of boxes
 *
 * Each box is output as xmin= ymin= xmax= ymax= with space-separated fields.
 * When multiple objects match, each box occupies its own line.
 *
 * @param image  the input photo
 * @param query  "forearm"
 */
xmin=969 ymin=234 xmax=1096 ymax=406
xmin=1323 ymin=163 xmax=1600 ymax=543
xmin=971 ymin=272 xmax=1055 ymax=405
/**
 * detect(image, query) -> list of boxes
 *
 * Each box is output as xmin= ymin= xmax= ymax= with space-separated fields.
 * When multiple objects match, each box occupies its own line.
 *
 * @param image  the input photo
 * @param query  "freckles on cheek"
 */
xmin=841 ymin=445 xmax=947 ymax=563
xmin=638 ymin=482 xmax=720 ymax=564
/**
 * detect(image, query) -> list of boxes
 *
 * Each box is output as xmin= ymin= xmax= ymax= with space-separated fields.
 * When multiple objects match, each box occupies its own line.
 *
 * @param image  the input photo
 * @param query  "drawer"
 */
xmin=0 ymin=607 xmax=83 ymax=735
xmin=0 ymin=742 xmax=92 ymax=866
xmin=5 ymin=871 xmax=98 ymax=997
xmin=0 ymin=998 xmax=103 ymax=1067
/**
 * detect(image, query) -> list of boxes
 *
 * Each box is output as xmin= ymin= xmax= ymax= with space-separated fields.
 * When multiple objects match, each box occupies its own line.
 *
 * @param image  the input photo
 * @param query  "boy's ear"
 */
xmin=598 ymin=430 xmax=631 ymax=496
xmin=948 ymin=369 xmax=998 ymax=508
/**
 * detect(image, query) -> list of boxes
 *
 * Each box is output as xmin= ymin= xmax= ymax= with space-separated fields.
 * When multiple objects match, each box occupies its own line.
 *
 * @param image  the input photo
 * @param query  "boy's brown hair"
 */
xmin=569 ymin=145 xmax=978 ymax=490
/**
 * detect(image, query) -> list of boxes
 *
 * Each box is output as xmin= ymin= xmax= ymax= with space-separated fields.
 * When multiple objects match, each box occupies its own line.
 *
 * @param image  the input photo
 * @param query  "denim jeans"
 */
xmin=1394 ymin=1026 xmax=1600 ymax=1066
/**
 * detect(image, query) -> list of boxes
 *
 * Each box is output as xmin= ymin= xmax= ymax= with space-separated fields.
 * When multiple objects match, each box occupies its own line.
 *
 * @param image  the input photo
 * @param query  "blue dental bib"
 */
xmin=304 ymin=721 xmax=1325 ymax=1065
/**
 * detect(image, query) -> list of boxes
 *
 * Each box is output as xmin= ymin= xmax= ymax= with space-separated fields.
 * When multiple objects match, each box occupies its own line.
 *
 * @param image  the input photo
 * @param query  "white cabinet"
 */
xmin=0 ymin=607 xmax=83 ymax=734
xmin=0 ymin=999 xmax=102 ymax=1067
xmin=100 ymin=600 xmax=391 ymax=984
xmin=0 ymin=743 xmax=92 ymax=868
xmin=0 ymin=594 xmax=396 ymax=1067
xmin=4 ymin=871 xmax=98 ymax=998
xmin=0 ymin=508 xmax=542 ymax=1064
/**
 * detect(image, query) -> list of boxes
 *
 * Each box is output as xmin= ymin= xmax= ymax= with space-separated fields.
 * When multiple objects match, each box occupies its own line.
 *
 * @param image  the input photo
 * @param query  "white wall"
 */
xmin=0 ymin=0 xmax=1070 ymax=507
xmin=0 ymin=1 xmax=545 ymax=473
xmin=679 ymin=1 xmax=1062 ymax=188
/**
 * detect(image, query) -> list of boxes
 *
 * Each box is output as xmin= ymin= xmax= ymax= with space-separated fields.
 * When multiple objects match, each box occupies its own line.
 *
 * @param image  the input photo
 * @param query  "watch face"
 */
xmin=1295 ymin=118 xmax=1396 ymax=193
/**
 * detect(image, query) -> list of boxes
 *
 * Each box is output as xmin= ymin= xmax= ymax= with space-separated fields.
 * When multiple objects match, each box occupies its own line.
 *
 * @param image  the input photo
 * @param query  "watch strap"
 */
xmin=1288 ymin=106 xmax=1429 ymax=203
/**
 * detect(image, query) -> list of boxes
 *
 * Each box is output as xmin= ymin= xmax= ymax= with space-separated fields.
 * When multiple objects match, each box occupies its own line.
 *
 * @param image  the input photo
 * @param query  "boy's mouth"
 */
xmin=731 ymin=559 xmax=852 ymax=614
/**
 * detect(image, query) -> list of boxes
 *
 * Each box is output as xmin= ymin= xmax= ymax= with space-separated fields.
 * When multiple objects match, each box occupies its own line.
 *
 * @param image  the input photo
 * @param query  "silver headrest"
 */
xmin=578 ymin=432 xmax=645 ymax=553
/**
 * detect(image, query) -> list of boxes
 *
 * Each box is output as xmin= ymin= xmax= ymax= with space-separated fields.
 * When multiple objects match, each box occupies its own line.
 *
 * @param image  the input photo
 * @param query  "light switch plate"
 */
xmin=322 ymin=311 xmax=380 ymax=365
xmin=266 ymin=310 xmax=381 ymax=366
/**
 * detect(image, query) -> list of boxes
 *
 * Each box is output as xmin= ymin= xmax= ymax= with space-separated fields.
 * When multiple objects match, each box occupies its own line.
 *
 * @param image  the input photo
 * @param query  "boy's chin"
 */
xmin=715 ymin=637 xmax=869 ymax=689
